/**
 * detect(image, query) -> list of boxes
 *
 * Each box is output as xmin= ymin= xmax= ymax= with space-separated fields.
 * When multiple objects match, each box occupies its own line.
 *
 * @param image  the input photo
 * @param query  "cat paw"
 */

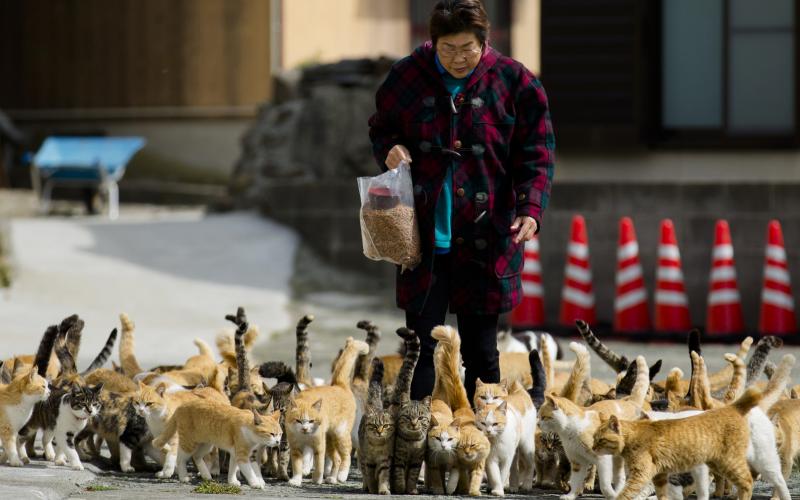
xmin=378 ymin=487 xmax=391 ymax=495
xmin=468 ymin=489 xmax=482 ymax=497
xmin=408 ymin=488 xmax=419 ymax=495
xmin=7 ymin=458 xmax=22 ymax=467
xmin=120 ymin=464 xmax=135 ymax=473
xmin=490 ymin=488 xmax=505 ymax=497
xmin=156 ymin=469 xmax=173 ymax=479
xmin=249 ymin=480 xmax=266 ymax=490
xmin=70 ymin=463 xmax=84 ymax=471
xmin=179 ymin=476 xmax=191 ymax=484
xmin=44 ymin=451 xmax=56 ymax=462
xmin=324 ymin=476 xmax=338 ymax=485
xmin=288 ymin=477 xmax=302 ymax=487
xmin=229 ymin=478 xmax=241 ymax=487
xmin=21 ymin=456 xmax=30 ymax=465
xmin=559 ymin=495 xmax=577 ymax=500
xmin=54 ymin=457 xmax=67 ymax=466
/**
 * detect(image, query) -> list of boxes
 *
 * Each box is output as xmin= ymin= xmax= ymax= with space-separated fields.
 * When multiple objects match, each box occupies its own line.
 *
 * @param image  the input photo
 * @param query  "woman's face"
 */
xmin=435 ymin=32 xmax=483 ymax=79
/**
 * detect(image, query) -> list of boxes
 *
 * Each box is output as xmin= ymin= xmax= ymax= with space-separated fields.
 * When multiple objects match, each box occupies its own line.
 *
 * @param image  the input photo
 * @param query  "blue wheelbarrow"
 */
xmin=31 ymin=136 xmax=146 ymax=219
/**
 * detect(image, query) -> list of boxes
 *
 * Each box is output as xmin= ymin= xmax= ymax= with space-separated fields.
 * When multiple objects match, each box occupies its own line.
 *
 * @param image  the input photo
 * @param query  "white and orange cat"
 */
xmin=0 ymin=369 xmax=50 ymax=466
xmin=285 ymin=337 xmax=368 ymax=486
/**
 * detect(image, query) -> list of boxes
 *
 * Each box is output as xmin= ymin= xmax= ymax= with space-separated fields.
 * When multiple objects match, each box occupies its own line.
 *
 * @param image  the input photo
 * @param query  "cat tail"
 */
xmin=664 ymin=367 xmax=685 ymax=410
xmin=294 ymin=314 xmax=314 ymax=387
xmin=193 ymin=339 xmax=214 ymax=359
xmin=331 ymin=337 xmax=369 ymax=389
xmin=119 ymin=312 xmax=144 ymax=377
xmin=528 ymin=349 xmax=546 ymax=409
xmin=746 ymin=336 xmax=783 ymax=386
xmin=258 ymin=361 xmax=297 ymax=385
xmin=431 ymin=325 xmax=470 ymax=412
xmin=152 ymin=413 xmax=178 ymax=450
xmin=59 ymin=314 xmax=83 ymax=362
xmin=54 ymin=321 xmax=82 ymax=376
xmin=687 ymin=328 xmax=702 ymax=357
xmin=559 ymin=342 xmax=589 ymax=403
xmin=759 ymin=354 xmax=795 ymax=412
xmin=366 ymin=357 xmax=384 ymax=411
xmin=627 ymin=356 xmax=650 ymax=407
xmin=540 ymin=334 xmax=554 ymax=391
xmin=731 ymin=386 xmax=764 ymax=416
xmin=722 ymin=353 xmax=747 ymax=403
xmin=392 ymin=328 xmax=420 ymax=406
xmin=354 ymin=320 xmax=381 ymax=384
xmin=575 ymin=320 xmax=630 ymax=373
xmin=707 ymin=336 xmax=752 ymax=391
xmin=34 ymin=325 xmax=59 ymax=377
xmin=80 ymin=328 xmax=118 ymax=375
xmin=225 ymin=307 xmax=251 ymax=396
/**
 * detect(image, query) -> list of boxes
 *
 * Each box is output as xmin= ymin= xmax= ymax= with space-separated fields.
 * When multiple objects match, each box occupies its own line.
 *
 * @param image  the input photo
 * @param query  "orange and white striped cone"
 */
xmin=654 ymin=219 xmax=691 ymax=332
xmin=613 ymin=217 xmax=650 ymax=333
xmin=758 ymin=220 xmax=796 ymax=335
xmin=511 ymin=236 xmax=545 ymax=329
xmin=559 ymin=215 xmax=596 ymax=327
xmin=706 ymin=220 xmax=744 ymax=336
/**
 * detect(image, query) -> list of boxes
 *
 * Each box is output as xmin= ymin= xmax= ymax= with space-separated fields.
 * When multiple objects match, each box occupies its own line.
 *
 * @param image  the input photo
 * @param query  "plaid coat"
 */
xmin=368 ymin=42 xmax=555 ymax=315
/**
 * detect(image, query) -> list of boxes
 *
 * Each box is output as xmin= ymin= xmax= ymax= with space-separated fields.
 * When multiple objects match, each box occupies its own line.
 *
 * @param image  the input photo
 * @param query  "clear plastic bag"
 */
xmin=357 ymin=162 xmax=421 ymax=271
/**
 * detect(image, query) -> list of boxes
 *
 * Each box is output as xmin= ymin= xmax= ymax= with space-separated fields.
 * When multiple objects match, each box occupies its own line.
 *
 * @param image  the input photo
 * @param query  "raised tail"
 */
xmin=627 ymin=356 xmax=650 ymax=407
xmin=354 ymin=320 xmax=381 ymax=384
xmin=528 ymin=349 xmax=546 ymax=409
xmin=392 ymin=327 xmax=420 ymax=406
xmin=34 ymin=325 xmax=59 ymax=377
xmin=81 ymin=328 xmax=118 ymax=375
xmin=540 ymin=333 xmax=554 ymax=391
xmin=746 ymin=336 xmax=783 ymax=386
xmin=722 ymin=353 xmax=746 ymax=403
xmin=575 ymin=320 xmax=629 ymax=373
xmin=708 ymin=336 xmax=753 ymax=390
xmin=258 ymin=361 xmax=297 ymax=385
xmin=559 ymin=342 xmax=589 ymax=403
xmin=759 ymin=354 xmax=795 ymax=412
xmin=366 ymin=357 xmax=385 ymax=411
xmin=225 ymin=307 xmax=251 ymax=396
xmin=295 ymin=315 xmax=314 ymax=387
xmin=54 ymin=332 xmax=77 ymax=376
xmin=193 ymin=339 xmax=214 ymax=359
xmin=731 ymin=386 xmax=764 ymax=416
xmin=431 ymin=325 xmax=470 ymax=412
xmin=119 ymin=313 xmax=143 ymax=377
xmin=59 ymin=314 xmax=83 ymax=362
xmin=331 ymin=337 xmax=369 ymax=389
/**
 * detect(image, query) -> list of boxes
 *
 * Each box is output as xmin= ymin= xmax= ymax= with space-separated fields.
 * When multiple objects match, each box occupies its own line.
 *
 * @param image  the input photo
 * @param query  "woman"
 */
xmin=368 ymin=0 xmax=554 ymax=402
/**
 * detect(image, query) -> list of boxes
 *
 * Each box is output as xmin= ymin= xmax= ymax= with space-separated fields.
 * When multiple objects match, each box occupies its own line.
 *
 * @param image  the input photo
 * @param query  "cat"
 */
xmin=770 ymin=397 xmax=800 ymax=496
xmin=534 ymin=431 xmax=571 ymax=491
xmin=426 ymin=398 xmax=459 ymax=494
xmin=285 ymin=336 xmax=368 ymax=486
xmin=592 ymin=387 xmax=764 ymax=500
xmin=351 ymin=319 xmax=381 ymax=452
xmin=389 ymin=327 xmax=430 ymax=495
xmin=293 ymin=314 xmax=314 ymax=388
xmin=357 ymin=357 xmax=393 ymax=495
xmin=431 ymin=325 xmax=490 ymax=497
xmin=153 ymin=399 xmax=281 ymax=488
xmin=226 ymin=308 xmax=270 ymax=412
xmin=539 ymin=354 xmax=650 ymax=500
xmin=497 ymin=329 xmax=561 ymax=360
xmin=0 ymin=368 xmax=50 ymax=466
xmin=475 ymin=380 xmax=537 ymax=495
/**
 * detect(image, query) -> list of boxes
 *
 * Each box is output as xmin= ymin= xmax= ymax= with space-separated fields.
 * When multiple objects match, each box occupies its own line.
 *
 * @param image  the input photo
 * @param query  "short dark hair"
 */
xmin=429 ymin=0 xmax=490 ymax=47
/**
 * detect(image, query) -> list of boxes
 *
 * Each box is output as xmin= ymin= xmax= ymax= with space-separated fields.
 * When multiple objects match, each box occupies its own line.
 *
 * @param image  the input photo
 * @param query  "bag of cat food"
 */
xmin=357 ymin=162 xmax=421 ymax=271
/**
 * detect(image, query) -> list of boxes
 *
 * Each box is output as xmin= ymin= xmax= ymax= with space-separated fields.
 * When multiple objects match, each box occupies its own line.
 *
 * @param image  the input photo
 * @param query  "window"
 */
xmin=658 ymin=0 xmax=797 ymax=146
xmin=409 ymin=0 xmax=511 ymax=56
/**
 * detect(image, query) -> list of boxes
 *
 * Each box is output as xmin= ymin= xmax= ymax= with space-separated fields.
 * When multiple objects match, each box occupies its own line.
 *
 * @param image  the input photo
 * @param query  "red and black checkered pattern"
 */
xmin=368 ymin=42 xmax=555 ymax=315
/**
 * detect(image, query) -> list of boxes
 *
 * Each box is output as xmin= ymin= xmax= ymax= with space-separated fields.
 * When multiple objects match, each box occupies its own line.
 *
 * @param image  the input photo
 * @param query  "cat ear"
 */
xmin=312 ymin=399 xmax=323 ymax=411
xmin=499 ymin=379 xmax=509 ymax=391
xmin=545 ymin=394 xmax=558 ymax=408
xmin=608 ymin=415 xmax=620 ymax=433
xmin=497 ymin=400 xmax=507 ymax=412
xmin=91 ymin=383 xmax=104 ymax=393
xmin=28 ymin=369 xmax=36 ymax=381
xmin=476 ymin=378 xmax=484 ymax=387
xmin=271 ymin=409 xmax=281 ymax=421
xmin=421 ymin=395 xmax=431 ymax=407
xmin=252 ymin=408 xmax=263 ymax=426
xmin=430 ymin=414 xmax=440 ymax=427
xmin=155 ymin=383 xmax=167 ymax=397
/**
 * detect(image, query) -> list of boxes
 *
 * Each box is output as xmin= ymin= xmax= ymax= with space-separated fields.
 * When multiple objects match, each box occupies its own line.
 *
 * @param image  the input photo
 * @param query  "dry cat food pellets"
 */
xmin=361 ymin=205 xmax=421 ymax=269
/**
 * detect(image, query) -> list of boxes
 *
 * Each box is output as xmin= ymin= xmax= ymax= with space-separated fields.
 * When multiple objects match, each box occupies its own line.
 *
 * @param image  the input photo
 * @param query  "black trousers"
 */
xmin=406 ymin=253 xmax=500 ymax=404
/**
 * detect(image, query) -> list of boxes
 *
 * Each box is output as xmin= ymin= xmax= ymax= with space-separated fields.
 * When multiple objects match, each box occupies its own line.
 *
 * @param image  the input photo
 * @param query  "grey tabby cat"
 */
xmin=390 ymin=327 xmax=431 ymax=495
xmin=358 ymin=357 xmax=393 ymax=495
xmin=575 ymin=319 xmax=629 ymax=373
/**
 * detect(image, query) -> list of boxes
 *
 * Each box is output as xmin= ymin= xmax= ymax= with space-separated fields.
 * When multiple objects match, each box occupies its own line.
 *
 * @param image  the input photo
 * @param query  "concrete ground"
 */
xmin=1 ymin=198 xmax=799 ymax=498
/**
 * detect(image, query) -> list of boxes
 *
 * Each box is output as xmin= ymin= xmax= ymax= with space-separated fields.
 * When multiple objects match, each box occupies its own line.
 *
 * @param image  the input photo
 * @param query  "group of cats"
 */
xmin=0 ymin=310 xmax=798 ymax=500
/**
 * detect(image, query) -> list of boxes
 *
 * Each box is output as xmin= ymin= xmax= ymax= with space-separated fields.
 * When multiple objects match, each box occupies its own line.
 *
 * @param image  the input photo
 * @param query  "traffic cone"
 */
xmin=559 ymin=215 xmax=596 ymax=327
xmin=613 ymin=217 xmax=650 ymax=333
xmin=511 ymin=236 xmax=545 ymax=329
xmin=758 ymin=220 xmax=796 ymax=335
xmin=706 ymin=220 xmax=744 ymax=335
xmin=654 ymin=219 xmax=691 ymax=332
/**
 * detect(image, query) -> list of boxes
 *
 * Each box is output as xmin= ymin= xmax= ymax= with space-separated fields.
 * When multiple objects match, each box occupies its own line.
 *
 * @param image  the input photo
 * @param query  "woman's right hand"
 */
xmin=385 ymin=145 xmax=412 ymax=170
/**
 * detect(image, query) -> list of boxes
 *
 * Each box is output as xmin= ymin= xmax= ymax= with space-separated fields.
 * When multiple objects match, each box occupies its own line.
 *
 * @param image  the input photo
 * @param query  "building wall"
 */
xmin=281 ymin=0 xmax=411 ymax=69
xmin=511 ymin=0 xmax=541 ymax=75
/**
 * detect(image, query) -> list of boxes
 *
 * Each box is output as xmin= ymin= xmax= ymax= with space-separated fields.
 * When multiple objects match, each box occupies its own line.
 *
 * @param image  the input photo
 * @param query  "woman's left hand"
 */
xmin=511 ymin=216 xmax=538 ymax=244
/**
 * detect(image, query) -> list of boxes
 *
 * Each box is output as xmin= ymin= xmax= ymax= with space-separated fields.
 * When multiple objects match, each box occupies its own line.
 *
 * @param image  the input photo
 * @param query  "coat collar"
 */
xmin=411 ymin=41 xmax=500 ymax=92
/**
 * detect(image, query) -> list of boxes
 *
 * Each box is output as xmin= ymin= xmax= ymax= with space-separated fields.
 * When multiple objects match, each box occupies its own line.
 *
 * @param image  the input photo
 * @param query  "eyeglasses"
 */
xmin=438 ymin=45 xmax=482 ymax=59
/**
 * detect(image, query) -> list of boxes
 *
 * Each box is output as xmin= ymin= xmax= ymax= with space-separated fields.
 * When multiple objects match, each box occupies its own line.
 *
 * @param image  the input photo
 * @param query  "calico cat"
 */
xmin=358 ymin=357 xmax=394 ymax=495
xmin=475 ymin=380 xmax=537 ymax=495
xmin=539 ymin=354 xmax=650 ymax=500
xmin=389 ymin=328 xmax=430 ymax=495
xmin=593 ymin=387 xmax=763 ymax=500
xmin=285 ymin=336 xmax=368 ymax=486
xmin=431 ymin=325 xmax=490 ymax=497
xmin=0 ymin=368 xmax=50 ymax=466
xmin=153 ymin=399 xmax=281 ymax=488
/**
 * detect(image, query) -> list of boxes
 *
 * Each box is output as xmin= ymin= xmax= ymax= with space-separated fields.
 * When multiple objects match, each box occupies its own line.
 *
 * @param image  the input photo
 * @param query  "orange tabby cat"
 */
xmin=770 ymin=398 xmax=800 ymax=490
xmin=592 ymin=387 xmax=763 ymax=500
xmin=285 ymin=337 xmax=368 ymax=486
xmin=0 ymin=369 xmax=50 ymax=466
